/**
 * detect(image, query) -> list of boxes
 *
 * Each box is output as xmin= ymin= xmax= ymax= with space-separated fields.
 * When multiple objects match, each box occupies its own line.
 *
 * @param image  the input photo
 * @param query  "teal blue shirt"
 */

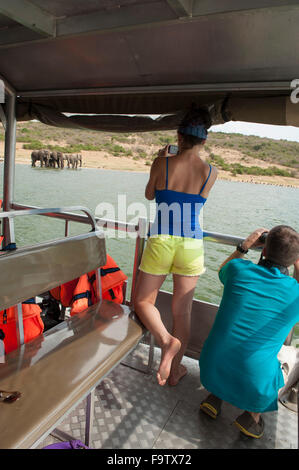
xmin=199 ymin=258 xmax=299 ymax=412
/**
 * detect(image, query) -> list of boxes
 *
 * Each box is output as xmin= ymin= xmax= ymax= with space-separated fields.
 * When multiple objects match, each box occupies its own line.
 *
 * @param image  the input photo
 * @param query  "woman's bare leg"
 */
xmin=134 ymin=271 xmax=181 ymax=385
xmin=168 ymin=274 xmax=199 ymax=386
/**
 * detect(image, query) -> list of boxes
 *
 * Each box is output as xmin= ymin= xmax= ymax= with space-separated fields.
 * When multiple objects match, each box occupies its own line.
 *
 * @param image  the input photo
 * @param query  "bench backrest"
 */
xmin=0 ymin=231 xmax=106 ymax=310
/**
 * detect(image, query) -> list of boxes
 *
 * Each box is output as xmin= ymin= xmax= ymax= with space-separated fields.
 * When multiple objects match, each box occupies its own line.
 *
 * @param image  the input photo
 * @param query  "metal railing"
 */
xmin=1 ymin=205 xmax=97 ymax=245
xmin=4 ymin=203 xmax=249 ymax=304
xmin=0 ymin=204 xmax=295 ymax=347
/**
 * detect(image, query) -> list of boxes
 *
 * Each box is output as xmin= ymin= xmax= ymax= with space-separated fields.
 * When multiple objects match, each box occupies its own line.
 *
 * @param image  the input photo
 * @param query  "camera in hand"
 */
xmin=258 ymin=232 xmax=268 ymax=244
xmin=167 ymin=144 xmax=178 ymax=156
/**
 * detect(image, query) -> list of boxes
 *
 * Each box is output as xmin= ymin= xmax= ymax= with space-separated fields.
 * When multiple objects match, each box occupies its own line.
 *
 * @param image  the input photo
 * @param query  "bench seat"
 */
xmin=0 ymin=300 xmax=143 ymax=449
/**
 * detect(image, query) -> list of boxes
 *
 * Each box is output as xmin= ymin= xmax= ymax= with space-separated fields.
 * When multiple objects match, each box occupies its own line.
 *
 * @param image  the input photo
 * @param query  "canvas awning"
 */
xmin=0 ymin=1 xmax=298 ymax=131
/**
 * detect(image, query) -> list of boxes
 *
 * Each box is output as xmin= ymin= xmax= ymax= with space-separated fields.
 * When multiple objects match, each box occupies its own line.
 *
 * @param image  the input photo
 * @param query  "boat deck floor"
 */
xmin=38 ymin=343 xmax=298 ymax=450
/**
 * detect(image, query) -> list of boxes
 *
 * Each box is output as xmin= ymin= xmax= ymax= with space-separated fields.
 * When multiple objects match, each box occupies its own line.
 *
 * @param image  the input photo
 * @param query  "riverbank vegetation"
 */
xmin=206 ymin=153 xmax=296 ymax=178
xmin=0 ymin=121 xmax=298 ymax=181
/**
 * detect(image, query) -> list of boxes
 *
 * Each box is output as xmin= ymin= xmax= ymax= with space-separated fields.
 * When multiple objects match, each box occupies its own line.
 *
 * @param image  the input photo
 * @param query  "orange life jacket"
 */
xmin=0 ymin=298 xmax=44 ymax=354
xmin=70 ymin=254 xmax=127 ymax=316
xmin=70 ymin=273 xmax=93 ymax=316
xmin=90 ymin=254 xmax=127 ymax=303
xmin=50 ymin=278 xmax=79 ymax=307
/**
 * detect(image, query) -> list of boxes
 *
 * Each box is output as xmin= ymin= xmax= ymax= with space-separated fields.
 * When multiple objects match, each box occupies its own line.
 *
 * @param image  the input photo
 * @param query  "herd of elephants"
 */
xmin=31 ymin=149 xmax=83 ymax=169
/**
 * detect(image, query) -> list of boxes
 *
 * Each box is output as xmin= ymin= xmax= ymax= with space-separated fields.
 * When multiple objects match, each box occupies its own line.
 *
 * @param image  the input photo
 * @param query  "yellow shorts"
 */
xmin=139 ymin=235 xmax=205 ymax=277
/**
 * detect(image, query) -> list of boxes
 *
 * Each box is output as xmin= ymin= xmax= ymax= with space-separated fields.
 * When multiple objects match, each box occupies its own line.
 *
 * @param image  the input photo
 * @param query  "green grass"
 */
xmin=207 ymin=132 xmax=299 ymax=170
xmin=207 ymin=153 xmax=295 ymax=178
xmin=23 ymin=141 xmax=104 ymax=153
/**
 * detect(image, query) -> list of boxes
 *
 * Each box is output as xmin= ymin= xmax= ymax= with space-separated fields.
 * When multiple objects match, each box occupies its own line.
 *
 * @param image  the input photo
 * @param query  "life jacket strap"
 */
xmin=88 ymin=274 xmax=96 ymax=284
xmin=109 ymin=289 xmax=116 ymax=300
xmin=22 ymin=298 xmax=36 ymax=304
xmin=72 ymin=291 xmax=92 ymax=306
xmin=100 ymin=267 xmax=120 ymax=276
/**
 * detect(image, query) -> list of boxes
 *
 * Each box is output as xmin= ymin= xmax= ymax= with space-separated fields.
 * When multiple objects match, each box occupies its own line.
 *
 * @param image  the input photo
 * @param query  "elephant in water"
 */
xmin=76 ymin=153 xmax=82 ymax=167
xmin=64 ymin=154 xmax=70 ymax=167
xmin=57 ymin=151 xmax=64 ymax=168
xmin=31 ymin=150 xmax=40 ymax=167
xmin=50 ymin=151 xmax=64 ymax=168
xmin=31 ymin=149 xmax=50 ymax=167
xmin=39 ymin=149 xmax=51 ymax=167
xmin=67 ymin=153 xmax=82 ymax=169
xmin=49 ymin=151 xmax=58 ymax=168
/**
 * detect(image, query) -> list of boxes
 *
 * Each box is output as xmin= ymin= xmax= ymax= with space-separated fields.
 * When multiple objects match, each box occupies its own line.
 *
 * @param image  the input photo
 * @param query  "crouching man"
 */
xmin=199 ymin=225 xmax=299 ymax=438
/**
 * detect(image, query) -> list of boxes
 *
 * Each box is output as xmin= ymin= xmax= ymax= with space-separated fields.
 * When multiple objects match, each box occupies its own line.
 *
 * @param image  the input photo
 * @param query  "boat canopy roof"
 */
xmin=0 ymin=0 xmax=299 ymax=132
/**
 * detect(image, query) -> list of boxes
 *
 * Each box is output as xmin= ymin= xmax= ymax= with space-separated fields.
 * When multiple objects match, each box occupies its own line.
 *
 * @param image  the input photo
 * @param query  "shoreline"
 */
xmin=1 ymin=128 xmax=298 ymax=189
xmin=1 ymin=153 xmax=299 ymax=189
xmin=5 ymin=158 xmax=298 ymax=189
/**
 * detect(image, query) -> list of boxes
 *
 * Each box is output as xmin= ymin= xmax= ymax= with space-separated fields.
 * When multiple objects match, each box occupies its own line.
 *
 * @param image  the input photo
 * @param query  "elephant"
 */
xmin=49 ymin=151 xmax=57 ymax=168
xmin=66 ymin=154 xmax=80 ymax=169
xmin=31 ymin=150 xmax=40 ymax=167
xmin=57 ymin=151 xmax=64 ymax=168
xmin=49 ymin=151 xmax=63 ymax=168
xmin=31 ymin=149 xmax=49 ymax=167
xmin=64 ymin=154 xmax=70 ymax=168
xmin=76 ymin=153 xmax=82 ymax=167
xmin=39 ymin=149 xmax=51 ymax=167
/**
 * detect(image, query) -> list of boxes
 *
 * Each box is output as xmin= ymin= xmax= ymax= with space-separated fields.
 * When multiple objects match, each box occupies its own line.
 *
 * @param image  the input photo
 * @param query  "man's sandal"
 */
xmin=234 ymin=411 xmax=265 ymax=439
xmin=199 ymin=394 xmax=222 ymax=419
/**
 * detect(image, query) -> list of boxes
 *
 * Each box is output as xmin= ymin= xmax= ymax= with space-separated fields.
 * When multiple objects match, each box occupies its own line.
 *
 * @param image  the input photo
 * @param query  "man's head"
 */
xmin=265 ymin=225 xmax=299 ymax=267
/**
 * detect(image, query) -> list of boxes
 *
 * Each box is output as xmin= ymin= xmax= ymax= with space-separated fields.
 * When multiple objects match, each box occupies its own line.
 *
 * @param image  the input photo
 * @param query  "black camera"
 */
xmin=258 ymin=232 xmax=268 ymax=244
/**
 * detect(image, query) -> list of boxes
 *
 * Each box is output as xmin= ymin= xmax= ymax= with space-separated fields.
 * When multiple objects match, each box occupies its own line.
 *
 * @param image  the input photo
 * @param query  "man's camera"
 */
xmin=258 ymin=232 xmax=268 ymax=244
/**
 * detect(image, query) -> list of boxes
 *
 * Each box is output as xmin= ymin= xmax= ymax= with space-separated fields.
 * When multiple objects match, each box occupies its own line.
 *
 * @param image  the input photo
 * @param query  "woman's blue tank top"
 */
xmin=148 ymin=158 xmax=211 ymax=239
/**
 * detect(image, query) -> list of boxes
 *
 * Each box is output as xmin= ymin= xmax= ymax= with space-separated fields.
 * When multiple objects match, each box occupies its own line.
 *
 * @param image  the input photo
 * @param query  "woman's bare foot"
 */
xmin=157 ymin=337 xmax=181 ymax=386
xmin=168 ymin=364 xmax=187 ymax=386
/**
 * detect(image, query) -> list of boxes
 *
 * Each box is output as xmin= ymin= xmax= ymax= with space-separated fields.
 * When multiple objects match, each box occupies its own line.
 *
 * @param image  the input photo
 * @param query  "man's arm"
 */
xmin=218 ymin=249 xmax=245 ymax=272
xmin=218 ymin=227 xmax=268 ymax=272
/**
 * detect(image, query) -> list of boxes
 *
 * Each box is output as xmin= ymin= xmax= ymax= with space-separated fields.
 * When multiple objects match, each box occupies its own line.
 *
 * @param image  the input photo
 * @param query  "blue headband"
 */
xmin=178 ymin=123 xmax=208 ymax=139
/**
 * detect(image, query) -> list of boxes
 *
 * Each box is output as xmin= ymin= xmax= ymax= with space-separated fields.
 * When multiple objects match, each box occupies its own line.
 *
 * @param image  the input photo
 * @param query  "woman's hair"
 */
xmin=178 ymin=107 xmax=211 ymax=148
xmin=266 ymin=225 xmax=299 ymax=267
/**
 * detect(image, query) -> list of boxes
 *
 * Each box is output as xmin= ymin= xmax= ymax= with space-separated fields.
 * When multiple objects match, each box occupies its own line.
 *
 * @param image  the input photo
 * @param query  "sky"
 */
xmin=210 ymin=121 xmax=299 ymax=143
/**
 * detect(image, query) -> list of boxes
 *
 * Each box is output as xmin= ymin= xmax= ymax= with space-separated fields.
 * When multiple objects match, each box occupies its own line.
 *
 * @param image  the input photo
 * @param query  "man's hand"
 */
xmin=242 ymin=228 xmax=269 ymax=251
xmin=219 ymin=227 xmax=269 ymax=272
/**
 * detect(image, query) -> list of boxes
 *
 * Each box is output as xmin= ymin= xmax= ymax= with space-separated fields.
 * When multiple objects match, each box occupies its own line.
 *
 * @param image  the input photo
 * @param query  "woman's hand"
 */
xmin=157 ymin=146 xmax=168 ymax=158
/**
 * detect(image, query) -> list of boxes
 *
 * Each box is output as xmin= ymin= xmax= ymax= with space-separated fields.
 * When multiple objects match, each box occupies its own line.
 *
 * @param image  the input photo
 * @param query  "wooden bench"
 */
xmin=0 ymin=231 xmax=144 ymax=449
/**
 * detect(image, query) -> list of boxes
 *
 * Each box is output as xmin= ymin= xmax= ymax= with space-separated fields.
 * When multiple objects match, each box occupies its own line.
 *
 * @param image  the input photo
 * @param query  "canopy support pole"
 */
xmin=2 ymin=91 xmax=17 ymax=247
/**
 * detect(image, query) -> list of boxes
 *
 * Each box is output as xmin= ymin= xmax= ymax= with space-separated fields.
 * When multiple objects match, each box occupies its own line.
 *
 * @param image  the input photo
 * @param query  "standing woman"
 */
xmin=134 ymin=109 xmax=217 ymax=386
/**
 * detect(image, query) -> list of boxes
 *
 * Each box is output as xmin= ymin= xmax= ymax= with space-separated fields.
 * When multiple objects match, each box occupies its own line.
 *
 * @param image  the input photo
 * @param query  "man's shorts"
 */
xmin=139 ymin=235 xmax=205 ymax=276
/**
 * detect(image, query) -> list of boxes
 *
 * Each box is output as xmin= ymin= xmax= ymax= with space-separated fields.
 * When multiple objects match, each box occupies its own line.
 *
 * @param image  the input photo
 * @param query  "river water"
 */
xmin=1 ymin=163 xmax=299 ymax=339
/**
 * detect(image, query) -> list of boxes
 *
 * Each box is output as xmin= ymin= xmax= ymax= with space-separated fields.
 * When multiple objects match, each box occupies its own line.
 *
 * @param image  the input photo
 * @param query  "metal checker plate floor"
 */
xmin=38 ymin=343 xmax=298 ymax=450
